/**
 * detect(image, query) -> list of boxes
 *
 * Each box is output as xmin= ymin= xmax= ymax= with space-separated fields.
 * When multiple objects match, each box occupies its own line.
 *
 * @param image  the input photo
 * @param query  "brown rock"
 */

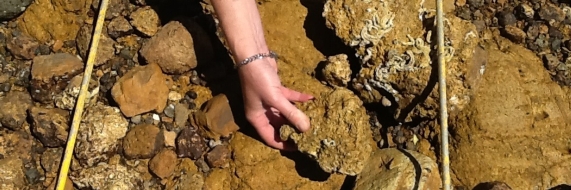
xmin=107 ymin=16 xmax=133 ymax=39
xmin=30 ymin=53 xmax=84 ymax=103
xmin=148 ymin=149 xmax=178 ymax=179
xmin=29 ymin=107 xmax=70 ymax=147
xmin=0 ymin=91 xmax=32 ymax=130
xmin=139 ymin=18 xmax=214 ymax=74
xmin=76 ymin=23 xmax=116 ymax=66
xmin=41 ymin=148 xmax=64 ymax=178
xmin=17 ymin=0 xmax=91 ymax=43
xmin=111 ymin=63 xmax=169 ymax=117
xmin=6 ymin=33 xmax=40 ymax=60
xmin=353 ymin=148 xmax=442 ymax=190
xmin=321 ymin=54 xmax=351 ymax=87
xmin=122 ymin=124 xmax=164 ymax=159
xmin=91 ymin=0 xmax=128 ymax=20
xmin=203 ymin=169 xmax=232 ymax=190
xmin=191 ymin=94 xmax=239 ymax=139
xmin=0 ymin=157 xmax=26 ymax=189
xmin=205 ymin=145 xmax=231 ymax=168
xmin=176 ymin=127 xmax=207 ymax=160
xmin=502 ymin=25 xmax=526 ymax=44
xmin=129 ymin=6 xmax=160 ymax=37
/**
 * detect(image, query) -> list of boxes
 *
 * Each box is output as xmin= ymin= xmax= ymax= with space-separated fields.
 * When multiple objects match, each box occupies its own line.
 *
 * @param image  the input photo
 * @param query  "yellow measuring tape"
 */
xmin=55 ymin=0 xmax=109 ymax=189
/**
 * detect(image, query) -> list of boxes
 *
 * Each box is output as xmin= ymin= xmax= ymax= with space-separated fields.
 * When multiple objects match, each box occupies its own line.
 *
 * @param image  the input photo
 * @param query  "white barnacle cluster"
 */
xmin=350 ymin=2 xmax=395 ymax=65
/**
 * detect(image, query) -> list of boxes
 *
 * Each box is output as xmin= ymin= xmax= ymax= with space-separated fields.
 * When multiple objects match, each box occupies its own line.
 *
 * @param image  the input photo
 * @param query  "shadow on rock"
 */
xmin=280 ymin=151 xmax=331 ymax=182
xmin=550 ymin=184 xmax=571 ymax=190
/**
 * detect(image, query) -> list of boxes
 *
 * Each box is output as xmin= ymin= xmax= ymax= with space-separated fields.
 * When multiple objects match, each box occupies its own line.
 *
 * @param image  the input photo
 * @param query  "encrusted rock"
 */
xmin=148 ymin=149 xmax=178 ymax=179
xmin=122 ymin=123 xmax=164 ymax=159
xmin=0 ymin=91 xmax=32 ymax=130
xmin=0 ymin=157 xmax=25 ymax=189
xmin=129 ymin=6 xmax=160 ymax=37
xmin=54 ymin=74 xmax=100 ymax=110
xmin=176 ymin=127 xmax=207 ymax=160
xmin=76 ymin=23 xmax=116 ymax=66
xmin=353 ymin=148 xmax=442 ymax=190
xmin=72 ymin=163 xmax=143 ymax=189
xmin=279 ymin=88 xmax=373 ymax=176
xmin=30 ymin=53 xmax=84 ymax=103
xmin=205 ymin=145 xmax=231 ymax=168
xmin=91 ymin=0 xmax=128 ymax=20
xmin=321 ymin=54 xmax=351 ymax=87
xmin=6 ymin=32 xmax=40 ymax=60
xmin=75 ymin=102 xmax=129 ymax=166
xmin=111 ymin=63 xmax=169 ymax=117
xmin=29 ymin=107 xmax=70 ymax=147
xmin=107 ymin=16 xmax=134 ymax=39
xmin=139 ymin=18 xmax=214 ymax=74
xmin=191 ymin=94 xmax=239 ymax=139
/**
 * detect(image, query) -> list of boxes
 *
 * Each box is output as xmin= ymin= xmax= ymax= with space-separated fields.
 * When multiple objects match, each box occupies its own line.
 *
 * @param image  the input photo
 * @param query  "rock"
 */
xmin=28 ymin=107 xmax=70 ymax=147
xmin=75 ymin=103 xmax=129 ymax=166
xmin=6 ymin=32 xmax=40 ymax=60
xmin=76 ymin=23 xmax=116 ymax=66
xmin=164 ymin=104 xmax=175 ymax=118
xmin=176 ymin=126 xmax=207 ymax=160
xmin=497 ymin=9 xmax=517 ymax=27
xmin=279 ymin=88 xmax=373 ymax=176
xmin=515 ymin=3 xmax=534 ymax=20
xmin=203 ymin=169 xmax=232 ymax=190
xmin=164 ymin=130 xmax=177 ymax=147
xmin=450 ymin=39 xmax=571 ymax=189
xmin=0 ymin=0 xmax=33 ymax=21
xmin=0 ymin=91 xmax=32 ymax=130
xmin=174 ymin=168 xmax=204 ymax=190
xmin=17 ymin=0 xmax=91 ymax=43
xmin=473 ymin=181 xmax=512 ymax=190
xmin=139 ymin=18 xmax=214 ymax=74
xmin=191 ymin=94 xmax=239 ymax=139
xmin=71 ymin=163 xmax=143 ymax=189
xmin=538 ymin=3 xmax=565 ymax=23
xmin=321 ymin=54 xmax=351 ymax=87
xmin=168 ymin=91 xmax=183 ymax=102
xmin=30 ymin=53 xmax=84 ymax=103
xmin=502 ymin=25 xmax=526 ymax=43
xmin=148 ymin=149 xmax=177 ymax=179
xmin=91 ymin=0 xmax=128 ymax=20
xmin=205 ymin=145 xmax=231 ymax=168
xmin=40 ymin=148 xmax=64 ymax=178
xmin=111 ymin=63 xmax=169 ymax=117
xmin=107 ymin=16 xmax=134 ymax=39
xmin=122 ymin=123 xmax=164 ymax=159
xmin=0 ymin=157 xmax=25 ymax=189
xmin=54 ymin=74 xmax=100 ymax=110
xmin=129 ymin=6 xmax=160 ymax=37
xmin=353 ymin=148 xmax=442 ymax=190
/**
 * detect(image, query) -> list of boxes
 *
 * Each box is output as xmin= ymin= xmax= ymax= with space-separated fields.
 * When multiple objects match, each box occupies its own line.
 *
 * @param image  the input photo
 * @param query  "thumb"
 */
xmin=271 ymin=97 xmax=311 ymax=132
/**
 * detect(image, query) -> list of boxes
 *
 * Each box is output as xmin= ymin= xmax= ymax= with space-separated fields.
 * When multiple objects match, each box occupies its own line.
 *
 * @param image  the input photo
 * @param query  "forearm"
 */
xmin=211 ymin=0 xmax=270 ymax=63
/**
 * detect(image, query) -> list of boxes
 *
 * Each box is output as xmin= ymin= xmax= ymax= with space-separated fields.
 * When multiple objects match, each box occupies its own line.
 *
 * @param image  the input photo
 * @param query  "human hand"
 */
xmin=238 ymin=58 xmax=313 ymax=150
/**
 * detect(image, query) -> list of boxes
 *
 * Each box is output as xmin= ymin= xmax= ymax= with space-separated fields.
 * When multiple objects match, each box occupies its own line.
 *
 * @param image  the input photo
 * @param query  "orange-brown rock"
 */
xmin=191 ymin=94 xmax=239 ymax=139
xmin=30 ymin=53 xmax=84 ymax=103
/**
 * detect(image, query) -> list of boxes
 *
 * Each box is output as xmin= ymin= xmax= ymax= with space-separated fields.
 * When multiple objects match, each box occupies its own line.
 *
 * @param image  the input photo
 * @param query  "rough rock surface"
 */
xmin=29 ymin=106 xmax=70 ymax=147
xmin=353 ymin=148 xmax=442 ymax=190
xmin=280 ymin=88 xmax=373 ymax=176
xmin=321 ymin=54 xmax=351 ymax=87
xmin=0 ymin=157 xmax=25 ymax=189
xmin=30 ymin=53 xmax=84 ymax=103
xmin=54 ymin=74 xmax=100 ymax=110
xmin=450 ymin=39 xmax=571 ymax=189
xmin=0 ymin=0 xmax=33 ymax=21
xmin=72 ymin=163 xmax=143 ymax=189
xmin=111 ymin=63 xmax=169 ymax=117
xmin=129 ymin=6 xmax=160 ymax=37
xmin=149 ymin=148 xmax=177 ymax=179
xmin=0 ymin=91 xmax=32 ymax=130
xmin=75 ymin=102 xmax=129 ymax=166
xmin=6 ymin=32 xmax=40 ymax=60
xmin=191 ymin=94 xmax=239 ymax=139
xmin=139 ymin=19 xmax=214 ymax=74
xmin=122 ymin=123 xmax=164 ymax=159
xmin=76 ymin=23 xmax=116 ymax=66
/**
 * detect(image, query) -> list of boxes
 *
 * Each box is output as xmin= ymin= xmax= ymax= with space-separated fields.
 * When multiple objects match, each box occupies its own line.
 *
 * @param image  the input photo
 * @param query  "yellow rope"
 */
xmin=55 ymin=0 xmax=109 ymax=189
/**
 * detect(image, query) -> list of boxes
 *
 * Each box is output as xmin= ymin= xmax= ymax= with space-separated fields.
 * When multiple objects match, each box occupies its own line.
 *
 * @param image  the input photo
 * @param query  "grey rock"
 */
xmin=0 ymin=0 xmax=33 ymax=21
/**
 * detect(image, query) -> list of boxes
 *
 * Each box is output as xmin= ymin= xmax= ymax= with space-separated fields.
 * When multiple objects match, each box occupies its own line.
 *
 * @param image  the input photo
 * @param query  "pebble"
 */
xmin=0 ymin=83 xmax=11 ymax=92
xmin=185 ymin=90 xmax=198 ymax=99
xmin=131 ymin=115 xmax=142 ymax=124
xmin=107 ymin=16 xmax=134 ymax=39
xmin=164 ymin=104 xmax=175 ymax=118
xmin=122 ymin=124 xmax=164 ymax=159
xmin=515 ymin=3 xmax=534 ymax=19
xmin=176 ymin=127 xmax=207 ymax=160
xmin=497 ymin=9 xmax=517 ymax=26
xmin=205 ymin=145 xmax=231 ymax=168
xmin=129 ymin=6 xmax=160 ymax=37
xmin=149 ymin=149 xmax=177 ymax=179
xmin=168 ymin=91 xmax=183 ymax=101
xmin=194 ymin=158 xmax=210 ymax=173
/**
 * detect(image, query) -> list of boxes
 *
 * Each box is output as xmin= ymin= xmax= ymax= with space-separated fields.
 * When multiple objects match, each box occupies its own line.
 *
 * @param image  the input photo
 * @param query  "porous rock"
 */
xmin=75 ymin=102 xmax=129 ymax=167
xmin=76 ymin=23 xmax=116 ymax=66
xmin=29 ymin=106 xmax=70 ymax=147
xmin=111 ymin=63 xmax=169 ymax=117
xmin=279 ymin=88 xmax=373 ymax=176
xmin=176 ymin=126 xmax=207 ymax=160
xmin=0 ymin=157 xmax=25 ymax=189
xmin=129 ymin=6 xmax=160 ymax=37
xmin=321 ymin=54 xmax=351 ymax=87
xmin=0 ymin=91 xmax=32 ymax=130
xmin=54 ymin=74 xmax=100 ymax=110
xmin=30 ymin=53 xmax=84 ymax=103
xmin=353 ymin=148 xmax=441 ymax=190
xmin=122 ymin=123 xmax=164 ymax=159
xmin=72 ymin=163 xmax=143 ymax=190
xmin=139 ymin=18 xmax=214 ymax=74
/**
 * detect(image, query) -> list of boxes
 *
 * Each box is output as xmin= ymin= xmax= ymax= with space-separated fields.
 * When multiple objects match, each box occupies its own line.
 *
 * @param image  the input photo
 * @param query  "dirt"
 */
xmin=0 ymin=0 xmax=570 ymax=189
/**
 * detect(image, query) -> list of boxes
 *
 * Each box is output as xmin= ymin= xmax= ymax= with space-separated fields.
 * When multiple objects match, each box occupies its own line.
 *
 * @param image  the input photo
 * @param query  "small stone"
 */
xmin=0 ymin=0 xmax=33 ymax=21
xmin=149 ymin=149 xmax=178 ymax=179
xmin=107 ymin=16 xmax=133 ymax=39
xmin=190 ymin=75 xmax=201 ymax=85
xmin=502 ymin=25 xmax=527 ymax=43
xmin=168 ymin=91 xmax=183 ymax=101
xmin=129 ymin=6 xmax=160 ymax=37
xmin=131 ymin=115 xmax=142 ymax=124
xmin=185 ymin=90 xmax=198 ymax=99
xmin=515 ymin=3 xmax=534 ymax=19
xmin=54 ymin=74 xmax=100 ymax=110
xmin=543 ymin=54 xmax=560 ymax=71
xmin=176 ymin=127 xmax=207 ymax=160
xmin=190 ymin=94 xmax=240 ymax=139
xmin=538 ymin=3 xmax=565 ymax=22
xmin=163 ymin=104 xmax=175 ymax=118
xmin=164 ymin=130 xmax=177 ymax=147
xmin=29 ymin=107 xmax=70 ymax=147
xmin=6 ymin=32 xmax=39 ymax=60
xmin=205 ymin=145 xmax=231 ymax=168
xmin=0 ymin=157 xmax=26 ymax=188
xmin=194 ymin=158 xmax=210 ymax=173
xmin=174 ymin=103 xmax=191 ymax=130
xmin=122 ymin=124 xmax=164 ymax=159
xmin=0 ymin=91 xmax=32 ymax=130
xmin=139 ymin=19 xmax=214 ymax=74
xmin=0 ymin=83 xmax=11 ymax=92
xmin=466 ymin=0 xmax=483 ymax=8
xmin=76 ymin=23 xmax=116 ymax=66
xmin=497 ymin=9 xmax=517 ymax=27
xmin=30 ymin=53 xmax=84 ymax=103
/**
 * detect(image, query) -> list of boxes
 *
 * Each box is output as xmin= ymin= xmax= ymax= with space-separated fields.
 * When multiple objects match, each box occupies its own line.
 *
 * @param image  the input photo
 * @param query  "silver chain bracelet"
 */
xmin=234 ymin=51 xmax=278 ymax=69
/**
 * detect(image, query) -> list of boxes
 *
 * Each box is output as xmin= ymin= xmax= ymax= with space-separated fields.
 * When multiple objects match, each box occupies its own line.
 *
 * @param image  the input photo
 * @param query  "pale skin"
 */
xmin=211 ymin=0 xmax=313 ymax=150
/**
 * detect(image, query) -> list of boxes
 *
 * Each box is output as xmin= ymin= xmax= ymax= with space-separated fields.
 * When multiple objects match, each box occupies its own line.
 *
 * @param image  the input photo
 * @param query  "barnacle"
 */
xmin=352 ymin=3 xmax=395 ymax=47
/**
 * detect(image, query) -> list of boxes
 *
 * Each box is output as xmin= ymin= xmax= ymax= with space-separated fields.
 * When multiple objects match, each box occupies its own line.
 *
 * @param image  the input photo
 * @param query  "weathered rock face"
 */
xmin=29 ymin=106 xmax=70 ymax=147
xmin=71 ymin=163 xmax=143 ymax=189
xmin=139 ymin=18 xmax=214 ymax=74
xmin=0 ymin=157 xmax=25 ymax=189
xmin=280 ymin=88 xmax=373 ymax=176
xmin=322 ymin=0 xmax=480 ymax=122
xmin=191 ymin=94 xmax=240 ymax=140
xmin=320 ymin=54 xmax=352 ymax=88
xmin=0 ymin=0 xmax=33 ymax=21
xmin=353 ymin=148 xmax=442 ymax=190
xmin=54 ymin=74 xmax=100 ymax=110
xmin=30 ymin=53 xmax=85 ymax=104
xmin=122 ymin=123 xmax=164 ymax=159
xmin=450 ymin=39 xmax=571 ymax=189
xmin=111 ymin=63 xmax=169 ymax=117
xmin=76 ymin=23 xmax=116 ymax=66
xmin=129 ymin=6 xmax=160 ymax=37
xmin=0 ymin=91 xmax=32 ymax=130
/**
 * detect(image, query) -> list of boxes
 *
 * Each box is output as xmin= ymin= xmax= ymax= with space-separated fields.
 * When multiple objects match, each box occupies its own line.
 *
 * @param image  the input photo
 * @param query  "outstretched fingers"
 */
xmin=280 ymin=87 xmax=314 ymax=102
